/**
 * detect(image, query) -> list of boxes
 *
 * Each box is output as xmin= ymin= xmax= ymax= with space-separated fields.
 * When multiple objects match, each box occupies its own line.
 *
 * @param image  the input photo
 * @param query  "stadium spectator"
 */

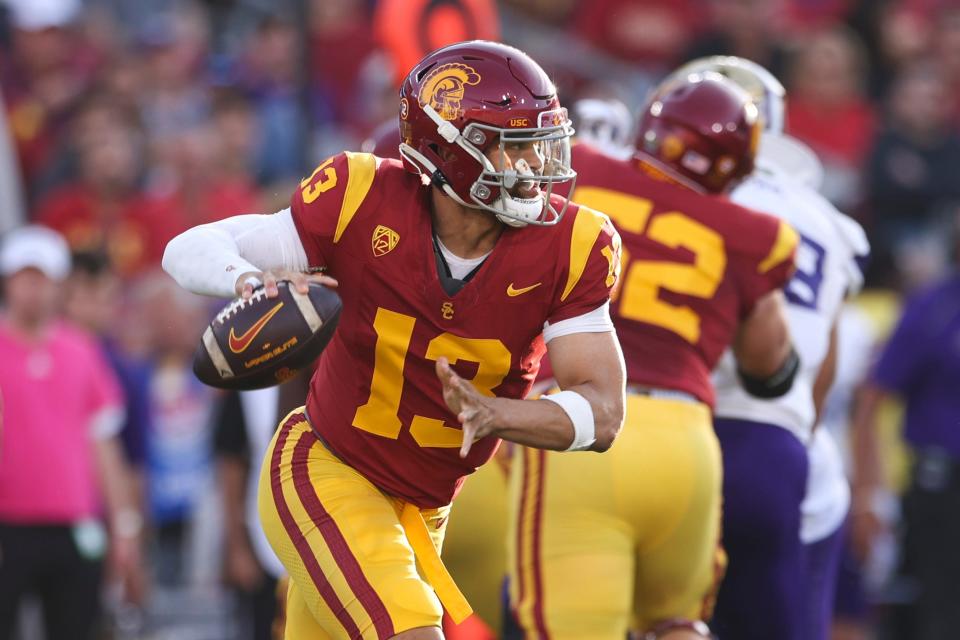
xmin=682 ymin=0 xmax=790 ymax=79
xmin=934 ymin=7 xmax=960 ymax=130
xmin=132 ymin=272 xmax=219 ymax=588
xmin=819 ymin=304 xmax=887 ymax=640
xmin=0 ymin=83 xmax=26 ymax=234
xmin=64 ymin=251 xmax=152 ymax=482
xmin=239 ymin=16 xmax=305 ymax=186
xmin=147 ymin=91 xmax=261 ymax=231
xmin=786 ymin=25 xmax=877 ymax=210
xmin=855 ymin=266 xmax=960 ymax=640
xmin=0 ymin=225 xmax=142 ymax=639
xmin=864 ymin=60 xmax=960 ymax=289
xmin=137 ymin=5 xmax=211 ymax=146
xmin=0 ymin=0 xmax=99 ymax=200
xmin=213 ymin=388 xmax=284 ymax=640
xmin=32 ymin=96 xmax=179 ymax=277
xmin=312 ymin=0 xmax=381 ymax=153
xmin=571 ymin=0 xmax=703 ymax=70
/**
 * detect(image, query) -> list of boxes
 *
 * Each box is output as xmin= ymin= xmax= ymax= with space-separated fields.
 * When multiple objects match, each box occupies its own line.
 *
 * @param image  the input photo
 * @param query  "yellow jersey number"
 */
xmin=575 ymin=186 xmax=727 ymax=344
xmin=352 ymin=308 xmax=512 ymax=448
xmin=300 ymin=158 xmax=338 ymax=203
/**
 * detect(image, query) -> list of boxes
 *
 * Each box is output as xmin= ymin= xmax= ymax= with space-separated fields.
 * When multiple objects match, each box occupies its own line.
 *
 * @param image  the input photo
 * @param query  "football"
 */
xmin=193 ymin=281 xmax=342 ymax=390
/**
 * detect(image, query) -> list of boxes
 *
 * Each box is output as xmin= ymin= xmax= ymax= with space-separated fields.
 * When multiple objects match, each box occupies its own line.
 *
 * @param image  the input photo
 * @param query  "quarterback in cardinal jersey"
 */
xmin=164 ymin=41 xmax=624 ymax=640
xmin=508 ymin=73 xmax=798 ymax=640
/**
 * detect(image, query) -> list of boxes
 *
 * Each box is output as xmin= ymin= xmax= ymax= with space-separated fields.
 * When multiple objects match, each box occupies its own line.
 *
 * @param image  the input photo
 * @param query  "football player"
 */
xmin=570 ymin=97 xmax=634 ymax=159
xmin=667 ymin=57 xmax=869 ymax=640
xmin=163 ymin=41 xmax=625 ymax=640
xmin=507 ymin=73 xmax=799 ymax=640
xmin=363 ymin=110 xmax=509 ymax=639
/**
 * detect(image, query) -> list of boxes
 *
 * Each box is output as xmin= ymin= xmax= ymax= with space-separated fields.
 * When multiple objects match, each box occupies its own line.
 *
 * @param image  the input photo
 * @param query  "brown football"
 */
xmin=193 ymin=281 xmax=341 ymax=390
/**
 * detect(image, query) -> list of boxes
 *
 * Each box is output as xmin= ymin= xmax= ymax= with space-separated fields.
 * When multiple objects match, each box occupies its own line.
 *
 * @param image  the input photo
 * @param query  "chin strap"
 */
xmin=641 ymin=619 xmax=713 ymax=639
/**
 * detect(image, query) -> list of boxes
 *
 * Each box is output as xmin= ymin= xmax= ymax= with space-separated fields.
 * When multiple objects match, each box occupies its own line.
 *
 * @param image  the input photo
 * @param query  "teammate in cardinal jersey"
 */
xmin=163 ymin=41 xmax=625 ymax=640
xmin=508 ymin=73 xmax=799 ymax=640
xmin=667 ymin=57 xmax=869 ymax=640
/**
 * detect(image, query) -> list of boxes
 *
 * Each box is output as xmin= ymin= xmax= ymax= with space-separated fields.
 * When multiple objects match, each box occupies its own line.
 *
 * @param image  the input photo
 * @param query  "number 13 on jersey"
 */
xmin=352 ymin=308 xmax=512 ymax=448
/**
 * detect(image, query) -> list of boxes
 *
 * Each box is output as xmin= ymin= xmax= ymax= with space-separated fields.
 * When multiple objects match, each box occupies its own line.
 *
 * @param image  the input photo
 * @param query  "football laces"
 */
xmin=215 ymin=287 xmax=269 ymax=324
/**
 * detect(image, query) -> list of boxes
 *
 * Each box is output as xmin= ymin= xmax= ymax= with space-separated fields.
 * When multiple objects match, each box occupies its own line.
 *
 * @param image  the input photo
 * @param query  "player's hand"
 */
xmin=108 ymin=533 xmax=148 ymax=605
xmin=235 ymin=269 xmax=338 ymax=300
xmin=436 ymin=357 xmax=498 ymax=458
xmin=225 ymin=537 xmax=264 ymax=591
xmin=850 ymin=487 xmax=891 ymax=563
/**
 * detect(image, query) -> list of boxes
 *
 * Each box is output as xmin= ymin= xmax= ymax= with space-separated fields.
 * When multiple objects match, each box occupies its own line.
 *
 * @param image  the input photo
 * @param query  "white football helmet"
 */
xmin=571 ymin=97 xmax=634 ymax=158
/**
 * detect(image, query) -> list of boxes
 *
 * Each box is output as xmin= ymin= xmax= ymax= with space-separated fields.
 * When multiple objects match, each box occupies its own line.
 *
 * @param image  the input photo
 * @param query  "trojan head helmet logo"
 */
xmin=418 ymin=63 xmax=481 ymax=121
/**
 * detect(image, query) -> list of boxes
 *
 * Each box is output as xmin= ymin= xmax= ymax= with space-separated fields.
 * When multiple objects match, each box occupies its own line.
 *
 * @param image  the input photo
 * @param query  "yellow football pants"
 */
xmin=508 ymin=394 xmax=725 ymax=639
xmin=258 ymin=409 xmax=469 ymax=639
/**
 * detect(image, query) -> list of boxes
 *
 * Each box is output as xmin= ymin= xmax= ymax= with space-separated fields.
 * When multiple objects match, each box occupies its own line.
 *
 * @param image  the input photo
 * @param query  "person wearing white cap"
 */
xmin=0 ymin=225 xmax=142 ymax=640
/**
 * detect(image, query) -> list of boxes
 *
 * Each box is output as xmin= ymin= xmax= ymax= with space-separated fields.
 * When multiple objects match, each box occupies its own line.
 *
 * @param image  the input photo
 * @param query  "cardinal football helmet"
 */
xmin=635 ymin=72 xmax=761 ymax=194
xmin=398 ymin=40 xmax=576 ymax=227
xmin=665 ymin=56 xmax=786 ymax=134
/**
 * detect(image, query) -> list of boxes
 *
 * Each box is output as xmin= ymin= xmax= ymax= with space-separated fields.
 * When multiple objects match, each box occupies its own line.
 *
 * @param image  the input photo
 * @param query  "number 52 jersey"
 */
xmin=289 ymin=151 xmax=619 ymax=508
xmin=570 ymin=143 xmax=798 ymax=407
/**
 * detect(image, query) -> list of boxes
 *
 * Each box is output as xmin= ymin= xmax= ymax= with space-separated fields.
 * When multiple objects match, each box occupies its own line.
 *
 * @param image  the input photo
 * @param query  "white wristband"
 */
xmin=243 ymin=275 xmax=263 ymax=290
xmin=541 ymin=390 xmax=595 ymax=451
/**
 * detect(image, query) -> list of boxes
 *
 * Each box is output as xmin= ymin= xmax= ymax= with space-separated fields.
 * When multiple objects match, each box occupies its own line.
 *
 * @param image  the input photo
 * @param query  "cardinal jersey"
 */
xmin=290 ymin=151 xmax=618 ymax=508
xmin=570 ymin=144 xmax=797 ymax=407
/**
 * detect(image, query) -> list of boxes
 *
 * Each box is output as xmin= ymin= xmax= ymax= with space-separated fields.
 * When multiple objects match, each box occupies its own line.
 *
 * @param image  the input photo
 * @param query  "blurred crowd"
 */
xmin=0 ymin=0 xmax=959 ymax=639
xmin=0 ymin=0 xmax=957 ymax=287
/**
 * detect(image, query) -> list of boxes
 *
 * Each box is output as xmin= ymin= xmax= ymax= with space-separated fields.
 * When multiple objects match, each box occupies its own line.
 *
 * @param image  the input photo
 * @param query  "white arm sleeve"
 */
xmin=162 ymin=207 xmax=309 ymax=298
xmin=542 ymin=302 xmax=614 ymax=343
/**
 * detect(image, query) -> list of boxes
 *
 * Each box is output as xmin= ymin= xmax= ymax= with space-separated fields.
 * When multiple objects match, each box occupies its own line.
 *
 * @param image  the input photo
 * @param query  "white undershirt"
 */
xmin=435 ymin=237 xmax=490 ymax=280
xmin=433 ymin=236 xmax=612 ymax=342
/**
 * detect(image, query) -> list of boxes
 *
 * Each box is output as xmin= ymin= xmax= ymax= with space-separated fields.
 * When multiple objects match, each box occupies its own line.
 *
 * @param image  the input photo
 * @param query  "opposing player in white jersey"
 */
xmin=569 ymin=96 xmax=634 ymax=159
xmin=662 ymin=57 xmax=869 ymax=640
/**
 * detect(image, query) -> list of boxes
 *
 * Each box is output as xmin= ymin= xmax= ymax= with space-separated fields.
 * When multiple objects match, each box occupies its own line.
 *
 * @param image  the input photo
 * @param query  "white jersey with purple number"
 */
xmin=712 ymin=134 xmax=869 ymax=543
xmin=712 ymin=136 xmax=868 ymax=444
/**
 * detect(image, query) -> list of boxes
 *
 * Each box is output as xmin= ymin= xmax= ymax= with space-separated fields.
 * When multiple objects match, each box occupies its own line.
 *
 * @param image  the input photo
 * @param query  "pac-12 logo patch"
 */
xmin=372 ymin=225 xmax=400 ymax=257
xmin=418 ymin=63 xmax=481 ymax=121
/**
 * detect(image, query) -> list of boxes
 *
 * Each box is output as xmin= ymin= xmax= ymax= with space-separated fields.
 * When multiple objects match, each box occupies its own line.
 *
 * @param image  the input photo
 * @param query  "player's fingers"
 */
xmin=236 ymin=272 xmax=262 ymax=299
xmin=447 ymin=372 xmax=478 ymax=405
xmin=436 ymin=357 xmax=455 ymax=387
xmin=263 ymin=271 xmax=280 ymax=298
xmin=283 ymin=271 xmax=309 ymax=294
xmin=459 ymin=422 xmax=477 ymax=458
xmin=306 ymin=273 xmax=339 ymax=288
